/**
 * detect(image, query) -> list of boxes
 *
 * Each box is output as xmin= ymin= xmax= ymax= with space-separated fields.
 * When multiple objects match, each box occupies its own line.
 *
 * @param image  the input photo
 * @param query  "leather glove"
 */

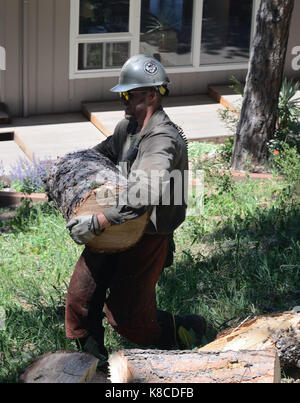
xmin=66 ymin=214 xmax=103 ymax=245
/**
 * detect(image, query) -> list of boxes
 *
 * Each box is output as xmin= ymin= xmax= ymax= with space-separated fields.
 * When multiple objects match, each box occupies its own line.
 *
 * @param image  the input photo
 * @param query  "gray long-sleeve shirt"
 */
xmin=93 ymin=106 xmax=188 ymax=235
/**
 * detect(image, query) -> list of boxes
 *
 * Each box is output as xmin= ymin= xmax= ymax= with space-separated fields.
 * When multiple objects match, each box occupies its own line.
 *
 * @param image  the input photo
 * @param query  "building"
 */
xmin=0 ymin=0 xmax=299 ymax=117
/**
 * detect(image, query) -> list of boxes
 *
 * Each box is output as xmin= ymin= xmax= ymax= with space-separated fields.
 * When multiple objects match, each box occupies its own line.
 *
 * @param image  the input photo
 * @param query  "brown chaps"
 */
xmin=65 ymin=234 xmax=169 ymax=346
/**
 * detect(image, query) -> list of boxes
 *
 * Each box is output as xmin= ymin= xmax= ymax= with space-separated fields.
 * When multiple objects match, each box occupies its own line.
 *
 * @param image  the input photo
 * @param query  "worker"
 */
xmin=65 ymin=54 xmax=206 ymax=368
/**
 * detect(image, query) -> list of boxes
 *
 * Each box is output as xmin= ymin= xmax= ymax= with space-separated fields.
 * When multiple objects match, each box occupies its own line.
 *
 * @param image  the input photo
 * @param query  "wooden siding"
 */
xmin=0 ymin=0 xmax=23 ymax=116
xmin=0 ymin=0 xmax=299 ymax=117
xmin=284 ymin=0 xmax=300 ymax=78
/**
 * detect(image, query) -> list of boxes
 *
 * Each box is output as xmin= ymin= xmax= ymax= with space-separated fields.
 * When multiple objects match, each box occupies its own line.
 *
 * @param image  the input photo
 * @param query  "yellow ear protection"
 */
xmin=158 ymin=85 xmax=169 ymax=97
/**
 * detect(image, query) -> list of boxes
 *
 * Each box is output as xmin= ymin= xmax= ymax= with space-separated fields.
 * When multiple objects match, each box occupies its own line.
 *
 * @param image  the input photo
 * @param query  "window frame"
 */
xmin=69 ymin=0 xmax=261 ymax=79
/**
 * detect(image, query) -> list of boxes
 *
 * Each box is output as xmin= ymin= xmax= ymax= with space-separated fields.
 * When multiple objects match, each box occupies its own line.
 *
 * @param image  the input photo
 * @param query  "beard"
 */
xmin=124 ymin=102 xmax=147 ymax=122
xmin=124 ymin=106 xmax=135 ymax=121
xmin=125 ymin=111 xmax=135 ymax=121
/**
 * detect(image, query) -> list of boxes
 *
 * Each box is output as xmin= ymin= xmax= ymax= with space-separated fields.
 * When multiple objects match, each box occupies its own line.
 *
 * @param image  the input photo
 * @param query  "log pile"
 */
xmin=44 ymin=149 xmax=149 ymax=253
xmin=20 ymin=312 xmax=299 ymax=383
xmin=108 ymin=311 xmax=299 ymax=384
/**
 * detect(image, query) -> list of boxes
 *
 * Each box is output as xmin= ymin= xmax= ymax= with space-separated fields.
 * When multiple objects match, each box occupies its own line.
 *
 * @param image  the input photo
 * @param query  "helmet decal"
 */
xmin=144 ymin=60 xmax=158 ymax=75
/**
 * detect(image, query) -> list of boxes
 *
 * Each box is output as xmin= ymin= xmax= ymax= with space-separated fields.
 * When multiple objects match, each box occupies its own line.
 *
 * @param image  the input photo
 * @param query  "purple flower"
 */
xmin=0 ymin=160 xmax=5 ymax=177
xmin=9 ymin=155 xmax=54 ymax=193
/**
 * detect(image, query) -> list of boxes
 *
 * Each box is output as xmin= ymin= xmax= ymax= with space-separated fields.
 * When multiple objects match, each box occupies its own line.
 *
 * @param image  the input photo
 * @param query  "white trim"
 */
xmin=0 ymin=46 xmax=6 ymax=71
xmin=75 ymin=33 xmax=135 ymax=43
xmin=191 ymin=0 xmax=203 ymax=68
xmin=69 ymin=0 xmax=254 ymax=80
xmin=129 ymin=0 xmax=141 ymax=55
xmin=69 ymin=0 xmax=79 ymax=80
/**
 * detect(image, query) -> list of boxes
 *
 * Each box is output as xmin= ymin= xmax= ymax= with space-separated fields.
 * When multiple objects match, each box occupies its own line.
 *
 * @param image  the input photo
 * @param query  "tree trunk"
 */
xmin=231 ymin=0 xmax=295 ymax=171
xmin=44 ymin=149 xmax=149 ymax=253
xmin=108 ymin=348 xmax=280 ymax=383
xmin=19 ymin=351 xmax=99 ymax=383
xmin=199 ymin=312 xmax=300 ymax=370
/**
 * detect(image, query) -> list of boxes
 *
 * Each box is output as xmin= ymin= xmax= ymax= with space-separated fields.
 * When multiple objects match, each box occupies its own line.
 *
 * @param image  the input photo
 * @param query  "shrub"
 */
xmin=269 ymin=79 xmax=300 ymax=154
xmin=0 ymin=160 xmax=7 ymax=190
xmin=219 ymin=137 xmax=234 ymax=164
xmin=272 ymin=143 xmax=300 ymax=184
xmin=218 ymin=77 xmax=300 ymax=166
xmin=9 ymin=156 xmax=53 ymax=194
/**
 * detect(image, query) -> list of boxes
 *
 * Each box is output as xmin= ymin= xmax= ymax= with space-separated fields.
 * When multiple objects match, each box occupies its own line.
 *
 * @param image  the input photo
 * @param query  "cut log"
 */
xmin=19 ymin=351 xmax=99 ymax=383
xmin=108 ymin=348 xmax=280 ymax=383
xmin=44 ymin=149 xmax=149 ymax=253
xmin=199 ymin=312 xmax=300 ymax=370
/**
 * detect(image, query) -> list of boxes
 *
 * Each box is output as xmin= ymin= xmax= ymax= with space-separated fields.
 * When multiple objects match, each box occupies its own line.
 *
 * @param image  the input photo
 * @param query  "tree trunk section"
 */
xmin=199 ymin=312 xmax=300 ymax=370
xmin=19 ymin=351 xmax=99 ymax=383
xmin=44 ymin=149 xmax=149 ymax=253
xmin=108 ymin=348 xmax=280 ymax=383
xmin=231 ymin=0 xmax=295 ymax=171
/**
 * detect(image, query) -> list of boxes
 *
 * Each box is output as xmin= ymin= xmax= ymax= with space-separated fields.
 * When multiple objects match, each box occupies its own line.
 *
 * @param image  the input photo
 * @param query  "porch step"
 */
xmin=208 ymin=84 xmax=242 ymax=111
xmin=208 ymin=82 xmax=300 ymax=111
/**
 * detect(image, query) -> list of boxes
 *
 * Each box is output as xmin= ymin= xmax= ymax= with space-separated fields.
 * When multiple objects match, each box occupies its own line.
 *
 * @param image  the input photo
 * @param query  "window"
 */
xmin=140 ymin=0 xmax=194 ymax=67
xmin=200 ymin=0 xmax=253 ymax=65
xmin=79 ymin=0 xmax=130 ymax=34
xmin=78 ymin=42 xmax=130 ymax=70
xmin=70 ymin=0 xmax=140 ymax=78
xmin=69 ymin=0 xmax=260 ymax=78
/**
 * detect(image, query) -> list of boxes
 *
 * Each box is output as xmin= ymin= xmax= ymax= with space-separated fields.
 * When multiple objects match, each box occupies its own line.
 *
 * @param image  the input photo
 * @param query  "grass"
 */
xmin=0 ymin=202 xmax=80 ymax=382
xmin=0 ymin=143 xmax=300 ymax=382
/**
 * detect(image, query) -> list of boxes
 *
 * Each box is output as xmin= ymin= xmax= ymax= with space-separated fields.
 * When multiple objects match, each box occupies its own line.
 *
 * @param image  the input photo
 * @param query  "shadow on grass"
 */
xmin=0 ymin=201 xmax=60 ymax=235
xmin=157 ymin=203 xmax=300 ymax=341
xmin=0 ymin=303 xmax=72 ymax=383
xmin=0 ymin=302 xmax=137 ymax=383
xmin=2 ymin=200 xmax=300 ymax=381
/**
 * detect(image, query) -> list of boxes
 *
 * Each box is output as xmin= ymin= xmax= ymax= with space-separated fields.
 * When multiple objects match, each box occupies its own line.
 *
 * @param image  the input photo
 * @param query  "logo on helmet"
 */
xmin=144 ymin=61 xmax=158 ymax=75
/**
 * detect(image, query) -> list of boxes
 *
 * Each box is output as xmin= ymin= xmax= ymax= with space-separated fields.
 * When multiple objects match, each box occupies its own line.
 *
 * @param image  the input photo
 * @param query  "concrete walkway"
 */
xmin=0 ymin=90 xmax=234 ymax=174
xmin=0 ymin=113 xmax=106 ymax=174
xmin=83 ymin=94 xmax=230 ymax=142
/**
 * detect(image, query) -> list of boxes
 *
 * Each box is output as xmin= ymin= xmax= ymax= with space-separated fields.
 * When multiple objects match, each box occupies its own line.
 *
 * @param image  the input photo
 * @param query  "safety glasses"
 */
xmin=119 ymin=86 xmax=167 ymax=102
xmin=119 ymin=89 xmax=149 ymax=102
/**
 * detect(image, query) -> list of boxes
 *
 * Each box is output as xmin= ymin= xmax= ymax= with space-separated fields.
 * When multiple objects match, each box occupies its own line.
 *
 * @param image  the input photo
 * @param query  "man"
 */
xmin=65 ymin=55 xmax=206 ymax=367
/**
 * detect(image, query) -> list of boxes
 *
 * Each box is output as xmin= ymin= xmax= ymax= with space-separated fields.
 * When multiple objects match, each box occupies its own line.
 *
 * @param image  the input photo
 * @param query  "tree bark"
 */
xmin=44 ymin=149 xmax=149 ymax=253
xmin=108 ymin=348 xmax=280 ymax=383
xmin=231 ymin=0 xmax=295 ymax=171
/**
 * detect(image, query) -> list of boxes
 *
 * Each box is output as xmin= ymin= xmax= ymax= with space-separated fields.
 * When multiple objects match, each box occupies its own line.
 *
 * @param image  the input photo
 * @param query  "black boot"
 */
xmin=76 ymin=335 xmax=108 ymax=372
xmin=155 ymin=310 xmax=206 ymax=350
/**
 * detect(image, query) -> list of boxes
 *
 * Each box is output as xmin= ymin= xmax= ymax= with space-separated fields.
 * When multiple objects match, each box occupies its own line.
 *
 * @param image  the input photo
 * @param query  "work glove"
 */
xmin=66 ymin=214 xmax=103 ymax=245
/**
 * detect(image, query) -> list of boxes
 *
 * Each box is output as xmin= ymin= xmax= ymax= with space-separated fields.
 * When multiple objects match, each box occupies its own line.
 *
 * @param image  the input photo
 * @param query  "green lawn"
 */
xmin=0 ymin=144 xmax=299 ymax=382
